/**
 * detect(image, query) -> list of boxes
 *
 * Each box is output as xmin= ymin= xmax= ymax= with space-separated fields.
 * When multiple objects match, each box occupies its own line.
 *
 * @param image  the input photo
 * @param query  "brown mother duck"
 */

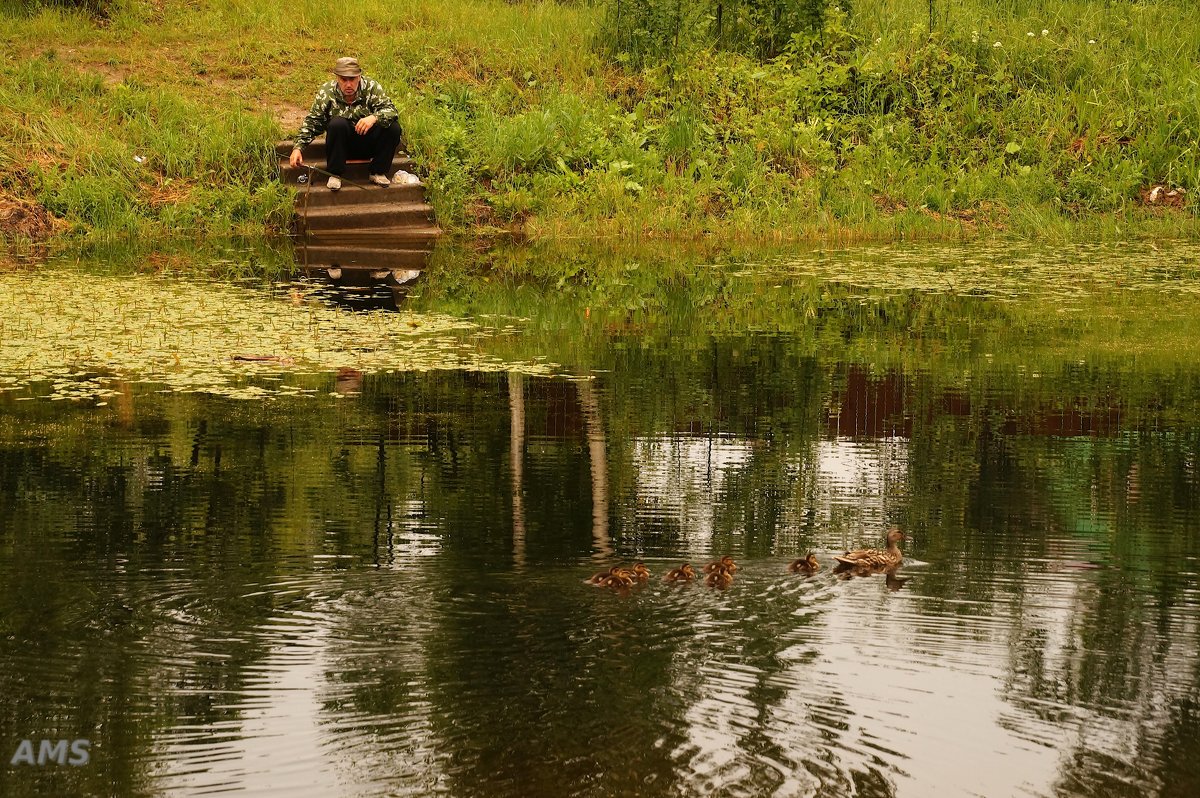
xmin=833 ymin=528 xmax=906 ymax=572
xmin=789 ymin=552 xmax=821 ymax=574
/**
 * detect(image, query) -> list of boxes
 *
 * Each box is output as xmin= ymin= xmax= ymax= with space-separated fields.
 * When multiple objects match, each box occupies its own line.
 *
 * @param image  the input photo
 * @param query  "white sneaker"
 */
xmin=368 ymin=174 xmax=391 ymax=187
xmin=392 ymin=170 xmax=421 ymax=186
xmin=326 ymin=175 xmax=342 ymax=191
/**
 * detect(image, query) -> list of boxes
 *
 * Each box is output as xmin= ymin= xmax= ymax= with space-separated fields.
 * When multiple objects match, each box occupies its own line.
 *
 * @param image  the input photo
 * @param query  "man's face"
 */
xmin=336 ymin=75 xmax=361 ymax=101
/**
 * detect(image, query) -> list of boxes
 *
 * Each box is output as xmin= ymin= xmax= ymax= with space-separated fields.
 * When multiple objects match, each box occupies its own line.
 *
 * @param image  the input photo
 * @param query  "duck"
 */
xmin=703 ymin=555 xmax=739 ymax=574
xmin=833 ymin=528 xmax=906 ymax=572
xmin=664 ymin=563 xmax=696 ymax=582
xmin=789 ymin=552 xmax=820 ymax=574
xmin=629 ymin=562 xmax=652 ymax=581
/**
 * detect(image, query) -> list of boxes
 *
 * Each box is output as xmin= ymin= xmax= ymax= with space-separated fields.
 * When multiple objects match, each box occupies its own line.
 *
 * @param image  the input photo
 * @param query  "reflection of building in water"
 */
xmin=827 ymin=367 xmax=912 ymax=438
xmin=828 ymin=365 xmax=1128 ymax=438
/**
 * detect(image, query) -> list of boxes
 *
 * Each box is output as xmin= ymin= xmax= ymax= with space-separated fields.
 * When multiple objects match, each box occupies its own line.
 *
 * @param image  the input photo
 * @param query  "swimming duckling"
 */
xmin=586 ymin=565 xmax=631 ymax=585
xmin=706 ymin=568 xmax=734 ymax=588
xmin=789 ymin=552 xmax=820 ymax=574
xmin=599 ymin=570 xmax=635 ymax=589
xmin=664 ymin=563 xmax=696 ymax=582
xmin=586 ymin=566 xmax=613 ymax=584
xmin=629 ymin=562 xmax=651 ymax=581
xmin=833 ymin=528 xmax=906 ymax=572
xmin=704 ymin=555 xmax=739 ymax=574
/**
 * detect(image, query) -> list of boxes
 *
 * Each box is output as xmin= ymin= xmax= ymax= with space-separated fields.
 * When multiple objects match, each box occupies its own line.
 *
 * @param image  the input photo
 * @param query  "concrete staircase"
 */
xmin=277 ymin=137 xmax=440 ymax=287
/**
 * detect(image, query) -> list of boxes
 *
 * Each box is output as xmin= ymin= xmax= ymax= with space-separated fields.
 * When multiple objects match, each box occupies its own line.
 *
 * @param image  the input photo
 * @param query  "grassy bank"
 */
xmin=1 ymin=0 xmax=1198 ymax=250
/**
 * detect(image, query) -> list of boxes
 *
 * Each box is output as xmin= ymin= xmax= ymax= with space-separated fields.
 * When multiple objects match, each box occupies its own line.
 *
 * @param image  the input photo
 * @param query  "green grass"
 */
xmin=1 ymin=0 xmax=1199 ymax=251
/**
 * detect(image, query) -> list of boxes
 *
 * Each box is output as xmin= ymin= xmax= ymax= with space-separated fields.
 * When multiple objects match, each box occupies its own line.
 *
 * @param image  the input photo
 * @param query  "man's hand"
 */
xmin=289 ymin=148 xmax=303 ymax=168
xmin=355 ymin=115 xmax=378 ymax=135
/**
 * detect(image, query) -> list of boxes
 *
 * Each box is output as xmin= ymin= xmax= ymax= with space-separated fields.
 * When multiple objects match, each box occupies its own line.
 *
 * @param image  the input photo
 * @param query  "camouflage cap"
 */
xmin=332 ymin=57 xmax=362 ymax=77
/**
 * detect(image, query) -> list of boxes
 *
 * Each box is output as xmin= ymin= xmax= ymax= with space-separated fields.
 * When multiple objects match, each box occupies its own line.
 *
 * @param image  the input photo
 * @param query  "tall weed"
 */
xmin=597 ymin=0 xmax=837 ymax=64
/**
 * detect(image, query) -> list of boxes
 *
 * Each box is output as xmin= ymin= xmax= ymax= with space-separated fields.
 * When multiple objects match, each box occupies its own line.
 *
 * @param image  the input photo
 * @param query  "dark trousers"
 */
xmin=324 ymin=116 xmax=402 ymax=176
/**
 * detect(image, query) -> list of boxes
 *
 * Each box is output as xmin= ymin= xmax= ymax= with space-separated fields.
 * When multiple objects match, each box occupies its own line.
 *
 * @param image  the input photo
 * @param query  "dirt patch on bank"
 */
xmin=1138 ymin=184 xmax=1187 ymax=209
xmin=271 ymin=102 xmax=308 ymax=133
xmin=0 ymin=192 xmax=63 ymax=242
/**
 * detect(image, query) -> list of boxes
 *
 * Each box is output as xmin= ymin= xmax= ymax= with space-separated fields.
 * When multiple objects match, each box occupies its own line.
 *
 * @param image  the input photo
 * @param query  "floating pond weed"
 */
xmin=0 ymin=270 xmax=556 ymax=402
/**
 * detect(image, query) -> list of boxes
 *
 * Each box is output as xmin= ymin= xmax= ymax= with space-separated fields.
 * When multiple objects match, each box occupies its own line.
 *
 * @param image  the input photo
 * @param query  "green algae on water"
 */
xmin=0 ymin=271 xmax=556 ymax=401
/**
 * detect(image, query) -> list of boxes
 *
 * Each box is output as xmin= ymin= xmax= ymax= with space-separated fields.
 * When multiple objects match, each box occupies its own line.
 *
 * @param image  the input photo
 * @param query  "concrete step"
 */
xmin=296 ymin=244 xmax=436 ymax=269
xmin=277 ymin=137 xmax=409 ymax=161
xmin=279 ymin=138 xmax=325 ymax=158
xmin=296 ymin=201 xmax=435 ymax=232
xmin=279 ymin=156 xmax=416 ymax=185
xmin=292 ymin=182 xmax=427 ymax=208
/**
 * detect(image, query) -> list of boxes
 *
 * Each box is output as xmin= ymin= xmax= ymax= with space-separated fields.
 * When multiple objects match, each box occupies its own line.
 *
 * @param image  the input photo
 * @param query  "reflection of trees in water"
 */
xmin=0 ymin=374 xmax=563 ymax=794
xmin=1156 ymin=697 xmax=1200 ymax=798
xmin=605 ymin=352 xmax=1200 ymax=795
xmin=1012 ymin=572 xmax=1200 ymax=797
xmin=901 ymin=385 xmax=1200 ymax=795
xmin=509 ymin=372 xmax=527 ymax=568
xmin=4 ymin=353 xmax=1200 ymax=795
xmin=529 ymin=353 xmax=1200 ymax=795
xmin=0 ymin=387 xmax=315 ymax=796
xmin=578 ymin=378 xmax=612 ymax=559
xmin=602 ymin=338 xmax=833 ymax=554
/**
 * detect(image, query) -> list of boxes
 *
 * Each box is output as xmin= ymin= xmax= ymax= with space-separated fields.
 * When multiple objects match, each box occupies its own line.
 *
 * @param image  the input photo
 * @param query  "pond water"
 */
xmin=2 ymin=241 xmax=1200 ymax=797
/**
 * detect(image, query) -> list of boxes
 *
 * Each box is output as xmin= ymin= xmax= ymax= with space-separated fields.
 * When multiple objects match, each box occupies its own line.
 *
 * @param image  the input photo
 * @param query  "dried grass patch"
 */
xmin=0 ymin=192 xmax=64 ymax=241
xmin=145 ymin=182 xmax=193 ymax=208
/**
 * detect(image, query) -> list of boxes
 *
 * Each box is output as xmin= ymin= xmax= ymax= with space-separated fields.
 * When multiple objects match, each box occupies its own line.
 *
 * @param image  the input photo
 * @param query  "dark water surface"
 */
xmin=3 ymin=243 xmax=1200 ymax=797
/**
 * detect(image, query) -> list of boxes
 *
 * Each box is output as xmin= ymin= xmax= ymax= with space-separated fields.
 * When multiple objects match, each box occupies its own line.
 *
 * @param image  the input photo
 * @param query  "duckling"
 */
xmin=629 ymin=562 xmax=651 ymax=581
xmin=703 ymin=555 xmax=739 ymax=574
xmin=833 ymin=528 xmax=906 ymax=572
xmin=705 ymin=568 xmax=734 ymax=588
xmin=586 ymin=566 xmax=612 ymax=584
xmin=789 ymin=552 xmax=821 ymax=574
xmin=599 ymin=570 xmax=635 ymax=589
xmin=664 ymin=563 xmax=696 ymax=582
xmin=586 ymin=565 xmax=631 ymax=585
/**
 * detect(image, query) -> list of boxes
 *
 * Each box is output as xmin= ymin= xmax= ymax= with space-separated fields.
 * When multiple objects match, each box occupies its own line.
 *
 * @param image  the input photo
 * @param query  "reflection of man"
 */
xmin=289 ymin=57 xmax=419 ymax=191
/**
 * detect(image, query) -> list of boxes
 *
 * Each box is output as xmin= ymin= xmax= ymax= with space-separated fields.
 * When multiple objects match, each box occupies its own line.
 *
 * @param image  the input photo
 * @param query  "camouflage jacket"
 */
xmin=292 ymin=76 xmax=399 ymax=150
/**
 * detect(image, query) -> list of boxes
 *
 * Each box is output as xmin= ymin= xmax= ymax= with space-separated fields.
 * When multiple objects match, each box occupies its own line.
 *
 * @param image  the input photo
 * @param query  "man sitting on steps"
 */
xmin=289 ymin=56 xmax=420 ymax=191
